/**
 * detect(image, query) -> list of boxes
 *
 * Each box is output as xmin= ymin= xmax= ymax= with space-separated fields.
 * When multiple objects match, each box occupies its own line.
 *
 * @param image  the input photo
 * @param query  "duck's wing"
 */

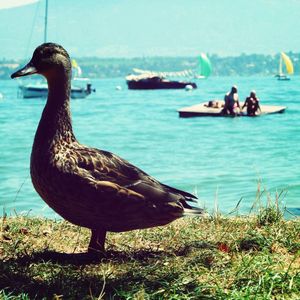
xmin=63 ymin=145 xmax=204 ymax=232
xmin=74 ymin=146 xmax=201 ymax=211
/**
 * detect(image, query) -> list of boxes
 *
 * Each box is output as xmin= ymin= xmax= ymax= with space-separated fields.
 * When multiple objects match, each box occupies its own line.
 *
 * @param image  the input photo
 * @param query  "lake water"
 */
xmin=0 ymin=76 xmax=299 ymax=218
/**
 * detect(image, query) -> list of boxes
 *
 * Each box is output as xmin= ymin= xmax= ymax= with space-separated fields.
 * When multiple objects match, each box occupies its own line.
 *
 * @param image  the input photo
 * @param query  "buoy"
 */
xmin=115 ymin=86 xmax=122 ymax=91
xmin=185 ymin=85 xmax=193 ymax=91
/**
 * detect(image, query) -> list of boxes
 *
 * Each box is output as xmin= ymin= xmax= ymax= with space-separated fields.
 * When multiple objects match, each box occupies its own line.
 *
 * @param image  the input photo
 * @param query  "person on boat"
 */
xmin=205 ymin=100 xmax=223 ymax=108
xmin=222 ymin=85 xmax=240 ymax=115
xmin=242 ymin=90 xmax=261 ymax=116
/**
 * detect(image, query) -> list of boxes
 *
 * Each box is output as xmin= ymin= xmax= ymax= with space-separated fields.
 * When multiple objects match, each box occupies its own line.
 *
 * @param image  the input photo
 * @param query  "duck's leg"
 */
xmin=88 ymin=229 xmax=107 ymax=254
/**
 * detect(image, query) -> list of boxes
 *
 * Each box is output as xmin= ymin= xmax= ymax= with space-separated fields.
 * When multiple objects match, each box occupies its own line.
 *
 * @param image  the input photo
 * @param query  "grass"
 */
xmin=0 ymin=209 xmax=299 ymax=299
xmin=0 ymin=186 xmax=299 ymax=299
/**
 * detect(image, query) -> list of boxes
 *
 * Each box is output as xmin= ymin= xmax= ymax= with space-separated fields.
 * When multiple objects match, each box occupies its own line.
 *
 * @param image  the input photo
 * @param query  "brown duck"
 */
xmin=11 ymin=43 xmax=204 ymax=253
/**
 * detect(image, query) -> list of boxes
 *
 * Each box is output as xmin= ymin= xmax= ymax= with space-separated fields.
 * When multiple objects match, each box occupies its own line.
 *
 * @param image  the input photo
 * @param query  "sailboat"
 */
xmin=18 ymin=0 xmax=94 ymax=99
xmin=195 ymin=53 xmax=212 ymax=79
xmin=275 ymin=52 xmax=294 ymax=81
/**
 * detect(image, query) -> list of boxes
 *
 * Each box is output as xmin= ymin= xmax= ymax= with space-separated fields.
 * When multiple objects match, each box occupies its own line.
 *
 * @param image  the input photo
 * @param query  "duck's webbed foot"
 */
xmin=88 ymin=229 xmax=107 ymax=256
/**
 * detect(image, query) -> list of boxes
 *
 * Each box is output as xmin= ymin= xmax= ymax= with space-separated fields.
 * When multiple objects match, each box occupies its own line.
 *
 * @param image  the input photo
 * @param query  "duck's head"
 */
xmin=11 ymin=43 xmax=71 ymax=80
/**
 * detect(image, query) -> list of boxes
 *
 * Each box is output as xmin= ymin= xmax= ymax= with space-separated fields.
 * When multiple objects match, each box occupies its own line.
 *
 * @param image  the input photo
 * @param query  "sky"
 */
xmin=1 ymin=0 xmax=300 ymax=59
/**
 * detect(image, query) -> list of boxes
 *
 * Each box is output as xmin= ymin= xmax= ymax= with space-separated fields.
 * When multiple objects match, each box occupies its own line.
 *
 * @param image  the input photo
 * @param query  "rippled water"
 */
xmin=0 ymin=76 xmax=299 ymax=217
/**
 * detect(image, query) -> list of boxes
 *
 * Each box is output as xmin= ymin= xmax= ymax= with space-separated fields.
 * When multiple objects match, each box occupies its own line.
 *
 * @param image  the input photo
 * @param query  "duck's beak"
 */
xmin=11 ymin=62 xmax=37 ymax=79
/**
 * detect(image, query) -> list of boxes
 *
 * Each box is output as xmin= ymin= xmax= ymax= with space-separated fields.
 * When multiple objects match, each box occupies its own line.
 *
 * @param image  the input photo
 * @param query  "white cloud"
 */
xmin=0 ymin=0 xmax=38 ymax=10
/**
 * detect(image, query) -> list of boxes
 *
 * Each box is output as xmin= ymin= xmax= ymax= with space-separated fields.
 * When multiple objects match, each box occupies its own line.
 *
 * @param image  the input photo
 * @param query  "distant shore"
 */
xmin=1 ymin=51 xmax=300 ymax=79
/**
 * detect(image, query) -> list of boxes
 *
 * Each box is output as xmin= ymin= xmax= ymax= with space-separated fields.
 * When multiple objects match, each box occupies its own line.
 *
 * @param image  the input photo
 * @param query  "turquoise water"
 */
xmin=0 ymin=76 xmax=299 ymax=217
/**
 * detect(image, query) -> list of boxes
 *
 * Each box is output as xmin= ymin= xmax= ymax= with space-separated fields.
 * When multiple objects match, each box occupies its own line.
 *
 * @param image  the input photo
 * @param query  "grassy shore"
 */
xmin=0 ymin=207 xmax=299 ymax=299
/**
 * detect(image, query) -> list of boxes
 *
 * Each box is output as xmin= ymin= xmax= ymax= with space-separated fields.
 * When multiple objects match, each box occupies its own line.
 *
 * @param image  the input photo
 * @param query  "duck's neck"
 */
xmin=34 ymin=73 xmax=76 ymax=148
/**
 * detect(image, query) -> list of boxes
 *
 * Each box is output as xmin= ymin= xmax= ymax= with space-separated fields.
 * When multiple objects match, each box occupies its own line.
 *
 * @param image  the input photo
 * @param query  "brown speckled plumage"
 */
xmin=11 ymin=43 xmax=204 ymax=253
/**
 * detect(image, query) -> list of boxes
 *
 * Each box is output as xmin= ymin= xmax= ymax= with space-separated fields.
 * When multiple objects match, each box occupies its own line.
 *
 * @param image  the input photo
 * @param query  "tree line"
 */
xmin=1 ymin=52 xmax=299 ymax=79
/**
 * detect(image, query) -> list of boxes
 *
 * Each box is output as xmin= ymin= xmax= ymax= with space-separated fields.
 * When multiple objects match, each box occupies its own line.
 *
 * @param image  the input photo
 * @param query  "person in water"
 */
xmin=222 ymin=85 xmax=241 ymax=115
xmin=242 ymin=90 xmax=261 ymax=116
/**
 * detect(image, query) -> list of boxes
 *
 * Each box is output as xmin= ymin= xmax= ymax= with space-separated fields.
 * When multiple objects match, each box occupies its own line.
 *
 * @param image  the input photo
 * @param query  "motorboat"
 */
xmin=126 ymin=74 xmax=197 ymax=90
xmin=19 ymin=81 xmax=94 ymax=99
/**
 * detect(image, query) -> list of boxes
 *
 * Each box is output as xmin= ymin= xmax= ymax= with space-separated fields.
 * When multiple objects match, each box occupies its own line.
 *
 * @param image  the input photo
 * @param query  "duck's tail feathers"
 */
xmin=183 ymin=207 xmax=206 ymax=216
xmin=161 ymin=183 xmax=198 ymax=202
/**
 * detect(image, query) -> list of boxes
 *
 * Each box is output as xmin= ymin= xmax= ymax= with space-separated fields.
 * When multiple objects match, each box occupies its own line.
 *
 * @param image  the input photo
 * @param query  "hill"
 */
xmin=1 ymin=52 xmax=299 ymax=79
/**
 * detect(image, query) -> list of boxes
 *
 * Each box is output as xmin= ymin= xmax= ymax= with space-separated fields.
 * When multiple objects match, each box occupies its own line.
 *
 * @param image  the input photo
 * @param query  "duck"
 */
xmin=11 ymin=43 xmax=204 ymax=254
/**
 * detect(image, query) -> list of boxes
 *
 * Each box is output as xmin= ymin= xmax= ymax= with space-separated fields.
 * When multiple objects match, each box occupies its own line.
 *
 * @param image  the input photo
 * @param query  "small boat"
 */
xmin=178 ymin=101 xmax=286 ymax=118
xmin=126 ymin=74 xmax=197 ymax=90
xmin=19 ymin=81 xmax=94 ymax=99
xmin=275 ymin=52 xmax=294 ymax=81
xmin=194 ymin=53 xmax=212 ymax=79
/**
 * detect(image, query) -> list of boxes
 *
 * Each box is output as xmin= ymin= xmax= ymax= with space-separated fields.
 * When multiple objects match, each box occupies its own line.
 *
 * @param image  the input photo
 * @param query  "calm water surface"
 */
xmin=0 ymin=76 xmax=299 ymax=217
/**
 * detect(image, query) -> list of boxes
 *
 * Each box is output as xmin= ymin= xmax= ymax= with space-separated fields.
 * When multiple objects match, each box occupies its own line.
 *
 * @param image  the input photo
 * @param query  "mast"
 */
xmin=44 ymin=0 xmax=48 ymax=43
xmin=279 ymin=54 xmax=282 ymax=75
